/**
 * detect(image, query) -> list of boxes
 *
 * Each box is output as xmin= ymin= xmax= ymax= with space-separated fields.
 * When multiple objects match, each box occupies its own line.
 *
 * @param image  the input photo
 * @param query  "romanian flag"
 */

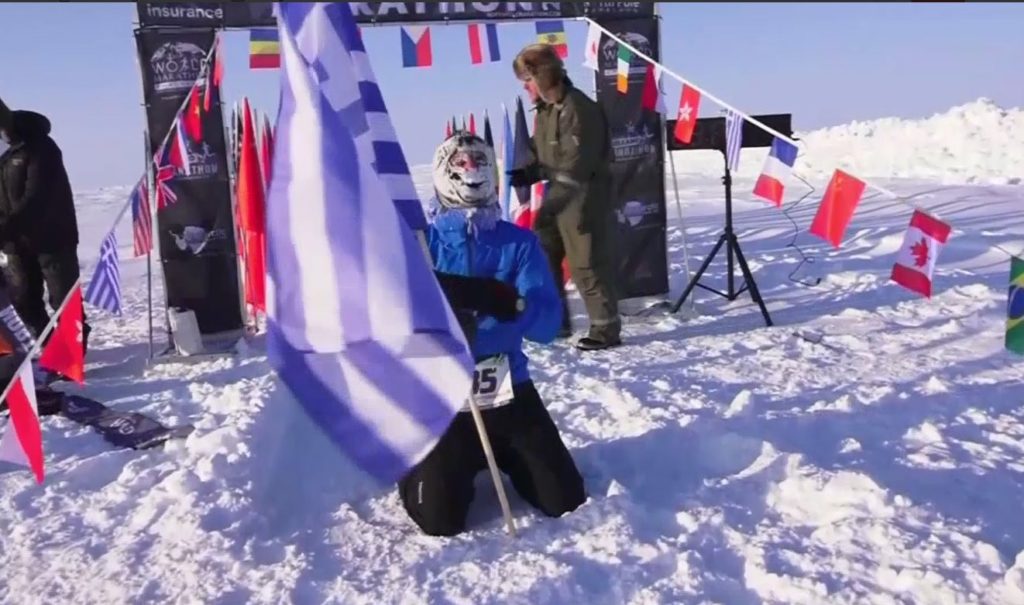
xmin=249 ymin=28 xmax=280 ymax=69
xmin=616 ymin=45 xmax=632 ymax=93
xmin=535 ymin=21 xmax=568 ymax=58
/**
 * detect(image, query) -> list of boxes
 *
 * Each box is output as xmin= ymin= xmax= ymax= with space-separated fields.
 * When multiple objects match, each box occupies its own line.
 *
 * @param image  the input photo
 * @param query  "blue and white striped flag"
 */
xmin=725 ymin=109 xmax=743 ymax=173
xmin=267 ymin=2 xmax=474 ymax=482
xmin=84 ymin=230 xmax=122 ymax=315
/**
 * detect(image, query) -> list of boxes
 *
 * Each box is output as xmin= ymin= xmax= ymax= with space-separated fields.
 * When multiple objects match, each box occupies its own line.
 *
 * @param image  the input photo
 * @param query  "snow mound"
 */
xmin=671 ymin=98 xmax=1024 ymax=185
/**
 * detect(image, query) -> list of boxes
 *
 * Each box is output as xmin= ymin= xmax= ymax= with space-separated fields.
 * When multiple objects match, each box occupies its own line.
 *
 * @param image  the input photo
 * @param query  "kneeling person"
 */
xmin=399 ymin=132 xmax=586 ymax=537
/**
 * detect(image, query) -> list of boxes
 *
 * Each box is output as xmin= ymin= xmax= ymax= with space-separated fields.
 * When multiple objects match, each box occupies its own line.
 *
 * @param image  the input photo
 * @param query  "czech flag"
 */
xmin=752 ymin=137 xmax=798 ymax=207
xmin=468 ymin=23 xmax=500 ymax=64
xmin=401 ymin=25 xmax=432 ymax=68
xmin=249 ymin=28 xmax=280 ymax=69
xmin=535 ymin=21 xmax=568 ymax=59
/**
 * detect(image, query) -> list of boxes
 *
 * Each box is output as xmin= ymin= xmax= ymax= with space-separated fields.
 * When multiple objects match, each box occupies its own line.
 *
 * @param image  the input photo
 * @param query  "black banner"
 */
xmin=593 ymin=16 xmax=668 ymax=298
xmin=137 ymin=1 xmax=655 ymax=28
xmin=135 ymin=28 xmax=243 ymax=337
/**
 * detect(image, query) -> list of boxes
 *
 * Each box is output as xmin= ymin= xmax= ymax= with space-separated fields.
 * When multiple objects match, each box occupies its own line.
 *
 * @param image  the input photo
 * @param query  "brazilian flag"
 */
xmin=1009 ymin=256 xmax=1024 ymax=354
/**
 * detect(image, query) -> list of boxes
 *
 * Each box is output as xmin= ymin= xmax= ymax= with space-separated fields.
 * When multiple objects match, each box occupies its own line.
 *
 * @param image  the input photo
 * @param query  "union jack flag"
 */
xmin=154 ymin=164 xmax=178 ymax=209
xmin=130 ymin=178 xmax=152 ymax=256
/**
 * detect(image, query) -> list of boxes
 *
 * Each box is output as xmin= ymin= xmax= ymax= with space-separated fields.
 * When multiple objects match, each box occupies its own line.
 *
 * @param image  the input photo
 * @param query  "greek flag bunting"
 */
xmin=84 ymin=230 xmax=122 ymax=316
xmin=267 ymin=2 xmax=474 ymax=482
xmin=725 ymin=109 xmax=743 ymax=172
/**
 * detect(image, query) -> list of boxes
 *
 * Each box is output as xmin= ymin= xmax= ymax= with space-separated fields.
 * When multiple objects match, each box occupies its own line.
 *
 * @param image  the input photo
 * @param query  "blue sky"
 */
xmin=0 ymin=2 xmax=1021 ymax=189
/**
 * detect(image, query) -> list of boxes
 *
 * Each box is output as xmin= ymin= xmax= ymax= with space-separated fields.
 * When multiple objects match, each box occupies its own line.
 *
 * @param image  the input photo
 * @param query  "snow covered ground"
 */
xmin=1 ymin=100 xmax=1023 ymax=604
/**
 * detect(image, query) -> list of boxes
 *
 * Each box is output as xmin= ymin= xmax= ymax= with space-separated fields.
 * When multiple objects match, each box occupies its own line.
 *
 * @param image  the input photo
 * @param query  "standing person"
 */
xmin=0 ymin=109 xmax=89 ymax=355
xmin=398 ymin=132 xmax=587 ymax=537
xmin=507 ymin=43 xmax=622 ymax=351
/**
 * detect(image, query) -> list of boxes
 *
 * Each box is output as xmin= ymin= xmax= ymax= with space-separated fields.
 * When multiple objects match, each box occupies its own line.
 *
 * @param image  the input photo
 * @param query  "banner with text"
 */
xmin=136 ymin=1 xmax=656 ymax=28
xmin=593 ymin=15 xmax=668 ymax=298
xmin=134 ymin=27 xmax=244 ymax=338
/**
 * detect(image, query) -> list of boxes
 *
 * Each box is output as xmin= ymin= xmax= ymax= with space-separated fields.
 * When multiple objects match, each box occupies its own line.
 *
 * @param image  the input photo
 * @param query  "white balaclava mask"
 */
xmin=432 ymin=132 xmax=498 ymax=210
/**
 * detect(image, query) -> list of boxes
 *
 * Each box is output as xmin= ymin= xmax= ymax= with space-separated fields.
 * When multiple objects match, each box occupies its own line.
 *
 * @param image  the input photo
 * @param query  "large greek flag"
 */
xmin=266 ymin=2 xmax=474 ymax=482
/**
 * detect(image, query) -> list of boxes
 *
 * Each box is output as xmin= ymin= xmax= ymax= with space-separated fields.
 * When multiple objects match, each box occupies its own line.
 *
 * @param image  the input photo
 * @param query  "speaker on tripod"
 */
xmin=664 ymin=113 xmax=795 ymax=327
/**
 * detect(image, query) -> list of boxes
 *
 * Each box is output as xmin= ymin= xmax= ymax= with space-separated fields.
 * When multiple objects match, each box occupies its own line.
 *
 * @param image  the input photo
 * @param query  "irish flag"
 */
xmin=617 ymin=45 xmax=632 ymax=93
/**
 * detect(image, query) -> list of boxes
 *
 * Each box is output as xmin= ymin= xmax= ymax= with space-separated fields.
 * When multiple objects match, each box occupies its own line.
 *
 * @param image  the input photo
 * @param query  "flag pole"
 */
xmin=144 ymin=130 xmax=155 ymax=359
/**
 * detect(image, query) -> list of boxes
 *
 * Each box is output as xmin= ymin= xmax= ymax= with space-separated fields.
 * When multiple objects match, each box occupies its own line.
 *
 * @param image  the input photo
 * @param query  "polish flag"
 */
xmin=891 ymin=210 xmax=952 ymax=298
xmin=39 ymin=285 xmax=85 ymax=384
xmin=0 ymin=363 xmax=45 ymax=483
xmin=582 ymin=22 xmax=601 ymax=71
xmin=809 ymin=169 xmax=867 ymax=248
xmin=752 ymin=137 xmax=799 ymax=207
xmin=673 ymin=85 xmax=701 ymax=144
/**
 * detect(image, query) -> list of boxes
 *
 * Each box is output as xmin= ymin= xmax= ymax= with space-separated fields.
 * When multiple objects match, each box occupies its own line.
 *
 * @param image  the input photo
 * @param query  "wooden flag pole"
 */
xmin=415 ymin=232 xmax=516 ymax=537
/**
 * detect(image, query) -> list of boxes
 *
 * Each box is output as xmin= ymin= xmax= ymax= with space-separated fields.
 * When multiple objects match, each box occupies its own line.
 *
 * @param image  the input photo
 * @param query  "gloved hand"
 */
xmin=506 ymin=168 xmax=533 ymax=188
xmin=435 ymin=272 xmax=523 ymax=322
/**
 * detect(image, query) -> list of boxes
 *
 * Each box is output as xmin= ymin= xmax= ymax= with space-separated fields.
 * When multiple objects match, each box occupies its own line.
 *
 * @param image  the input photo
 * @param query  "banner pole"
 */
xmin=144 ymin=129 xmax=155 ymax=359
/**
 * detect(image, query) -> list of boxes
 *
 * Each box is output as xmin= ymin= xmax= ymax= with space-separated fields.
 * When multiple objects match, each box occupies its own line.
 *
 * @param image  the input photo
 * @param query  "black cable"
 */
xmin=781 ymin=164 xmax=822 ymax=288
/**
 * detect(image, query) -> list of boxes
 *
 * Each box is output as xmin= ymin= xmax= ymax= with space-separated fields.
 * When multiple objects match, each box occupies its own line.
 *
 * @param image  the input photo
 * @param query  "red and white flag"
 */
xmin=0 ymin=363 xmax=45 ymax=483
xmin=673 ymin=84 xmax=701 ymax=144
xmin=640 ymin=64 xmax=666 ymax=114
xmin=891 ymin=210 xmax=952 ymax=298
xmin=582 ymin=22 xmax=601 ymax=71
xmin=39 ymin=285 xmax=85 ymax=384
xmin=168 ymin=119 xmax=192 ymax=176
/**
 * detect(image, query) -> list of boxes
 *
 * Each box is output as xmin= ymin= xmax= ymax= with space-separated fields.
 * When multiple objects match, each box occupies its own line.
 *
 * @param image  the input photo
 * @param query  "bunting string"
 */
xmin=579 ymin=17 xmax=1024 ymax=262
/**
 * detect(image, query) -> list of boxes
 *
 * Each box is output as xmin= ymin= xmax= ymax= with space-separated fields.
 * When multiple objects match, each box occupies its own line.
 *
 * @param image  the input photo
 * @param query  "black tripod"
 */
xmin=670 ymin=157 xmax=773 ymax=327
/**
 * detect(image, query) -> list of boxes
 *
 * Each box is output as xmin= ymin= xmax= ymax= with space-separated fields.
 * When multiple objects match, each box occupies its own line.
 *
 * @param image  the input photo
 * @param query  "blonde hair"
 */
xmin=512 ymin=44 xmax=566 ymax=92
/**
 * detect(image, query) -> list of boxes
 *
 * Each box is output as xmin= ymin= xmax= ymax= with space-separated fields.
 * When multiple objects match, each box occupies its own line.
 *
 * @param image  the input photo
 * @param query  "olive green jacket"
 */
xmin=523 ymin=83 xmax=612 ymax=224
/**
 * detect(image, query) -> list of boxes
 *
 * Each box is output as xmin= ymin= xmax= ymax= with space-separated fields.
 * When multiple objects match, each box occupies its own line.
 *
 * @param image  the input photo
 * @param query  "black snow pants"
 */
xmin=398 ymin=380 xmax=586 ymax=537
xmin=2 ymin=245 xmax=90 ymax=353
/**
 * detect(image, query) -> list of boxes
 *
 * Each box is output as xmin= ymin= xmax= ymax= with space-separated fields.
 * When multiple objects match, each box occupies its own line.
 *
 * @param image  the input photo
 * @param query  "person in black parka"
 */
xmin=0 ymin=109 xmax=89 ymax=352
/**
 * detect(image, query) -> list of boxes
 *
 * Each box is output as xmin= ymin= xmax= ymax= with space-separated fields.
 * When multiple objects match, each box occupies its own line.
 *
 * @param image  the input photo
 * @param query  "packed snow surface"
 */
xmin=1 ymin=99 xmax=1023 ymax=604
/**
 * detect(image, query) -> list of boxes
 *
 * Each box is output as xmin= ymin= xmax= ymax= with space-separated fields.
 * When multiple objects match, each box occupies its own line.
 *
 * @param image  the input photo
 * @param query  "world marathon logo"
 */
xmin=149 ymin=41 xmax=207 ymax=95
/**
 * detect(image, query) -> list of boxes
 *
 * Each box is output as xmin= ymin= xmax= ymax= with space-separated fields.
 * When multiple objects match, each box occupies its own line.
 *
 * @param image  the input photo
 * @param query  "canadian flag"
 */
xmin=39 ymin=285 xmax=85 ymax=384
xmin=891 ymin=209 xmax=952 ymax=298
xmin=0 ymin=363 xmax=45 ymax=483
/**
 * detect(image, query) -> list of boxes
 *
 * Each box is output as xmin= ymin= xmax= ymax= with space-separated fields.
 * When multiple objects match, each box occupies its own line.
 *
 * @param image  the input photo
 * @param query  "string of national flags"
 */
xmin=244 ymin=19 xmax=568 ymax=69
xmin=577 ymin=18 xmax=1023 ymax=353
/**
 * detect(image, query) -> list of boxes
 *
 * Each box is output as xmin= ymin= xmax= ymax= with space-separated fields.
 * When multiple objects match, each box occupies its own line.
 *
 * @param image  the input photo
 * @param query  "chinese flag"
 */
xmin=809 ymin=169 xmax=866 ymax=248
xmin=184 ymin=84 xmax=203 ymax=142
xmin=236 ymin=99 xmax=266 ymax=312
xmin=673 ymin=85 xmax=701 ymax=144
xmin=39 ymin=285 xmax=85 ymax=384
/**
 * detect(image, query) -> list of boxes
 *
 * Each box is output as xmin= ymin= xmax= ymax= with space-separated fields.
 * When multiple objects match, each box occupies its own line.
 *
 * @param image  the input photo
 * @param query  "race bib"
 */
xmin=462 ymin=355 xmax=515 ymax=412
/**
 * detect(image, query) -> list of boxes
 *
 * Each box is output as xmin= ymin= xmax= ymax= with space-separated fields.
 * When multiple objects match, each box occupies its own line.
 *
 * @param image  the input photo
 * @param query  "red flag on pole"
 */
xmin=0 ymin=363 xmax=45 ymax=483
xmin=809 ymin=169 xmax=867 ymax=248
xmin=237 ymin=98 xmax=266 ymax=312
xmin=184 ymin=84 xmax=203 ymax=142
xmin=39 ymin=285 xmax=85 ymax=384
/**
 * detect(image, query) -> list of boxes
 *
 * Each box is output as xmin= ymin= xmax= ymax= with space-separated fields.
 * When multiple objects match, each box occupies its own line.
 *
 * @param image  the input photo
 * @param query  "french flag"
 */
xmin=468 ymin=23 xmax=500 ymax=64
xmin=401 ymin=25 xmax=432 ymax=68
xmin=752 ymin=137 xmax=798 ymax=207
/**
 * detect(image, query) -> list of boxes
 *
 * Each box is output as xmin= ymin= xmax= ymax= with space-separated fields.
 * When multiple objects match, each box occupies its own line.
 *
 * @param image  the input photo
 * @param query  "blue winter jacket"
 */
xmin=428 ymin=210 xmax=562 ymax=385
